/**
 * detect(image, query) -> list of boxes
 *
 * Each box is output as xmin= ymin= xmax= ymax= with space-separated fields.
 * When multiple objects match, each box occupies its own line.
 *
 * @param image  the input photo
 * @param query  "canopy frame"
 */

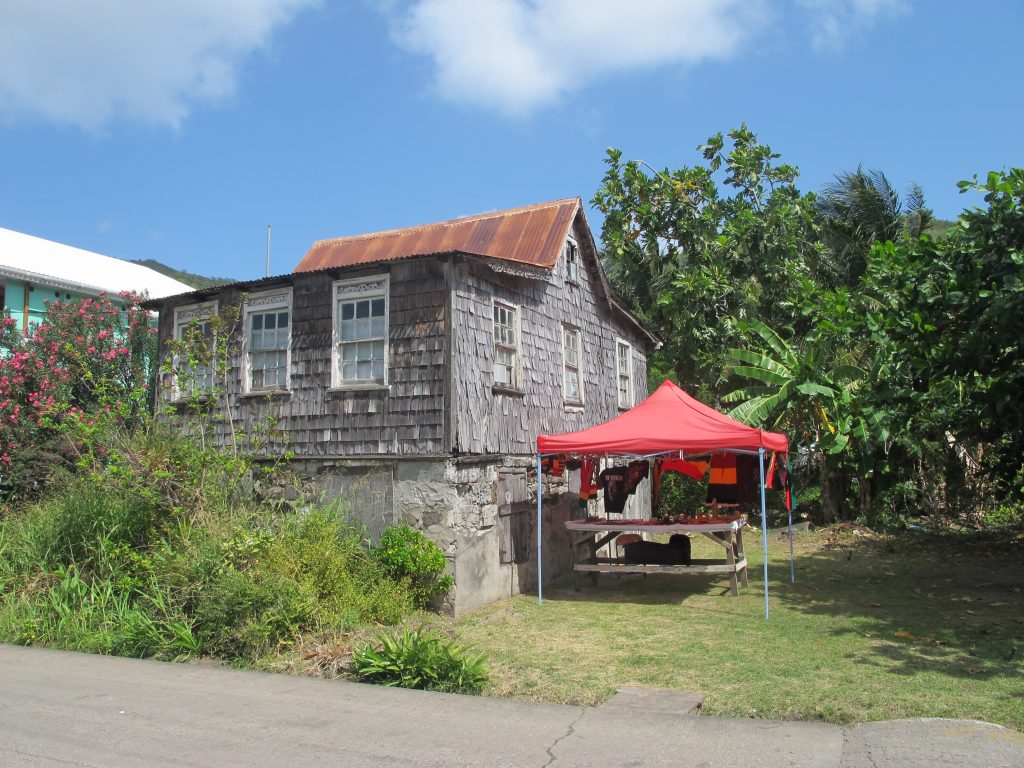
xmin=534 ymin=380 xmax=795 ymax=620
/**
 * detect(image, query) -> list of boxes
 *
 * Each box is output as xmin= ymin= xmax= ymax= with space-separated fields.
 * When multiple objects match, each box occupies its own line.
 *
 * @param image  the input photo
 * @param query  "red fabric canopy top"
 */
xmin=537 ymin=380 xmax=789 ymax=456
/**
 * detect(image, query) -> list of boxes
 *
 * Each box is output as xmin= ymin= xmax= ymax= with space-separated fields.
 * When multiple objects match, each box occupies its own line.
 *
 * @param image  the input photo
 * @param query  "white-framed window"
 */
xmin=616 ymin=338 xmax=633 ymax=409
xmin=564 ymin=237 xmax=579 ymax=283
xmin=172 ymin=301 xmax=218 ymax=398
xmin=493 ymin=300 xmax=520 ymax=389
xmin=562 ymin=326 xmax=583 ymax=404
xmin=331 ymin=275 xmax=389 ymax=387
xmin=243 ymin=289 xmax=291 ymax=393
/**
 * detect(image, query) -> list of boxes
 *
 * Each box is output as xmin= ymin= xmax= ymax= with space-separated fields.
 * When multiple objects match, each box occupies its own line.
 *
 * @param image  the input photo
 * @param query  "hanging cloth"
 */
xmin=598 ymin=466 xmax=630 ymax=513
xmin=764 ymin=451 xmax=794 ymax=510
xmin=653 ymin=457 xmax=707 ymax=509
xmin=541 ymin=455 xmax=565 ymax=477
xmin=624 ymin=459 xmax=649 ymax=494
xmin=707 ymin=452 xmax=739 ymax=504
xmin=660 ymin=458 xmax=709 ymax=480
xmin=578 ymin=457 xmax=599 ymax=508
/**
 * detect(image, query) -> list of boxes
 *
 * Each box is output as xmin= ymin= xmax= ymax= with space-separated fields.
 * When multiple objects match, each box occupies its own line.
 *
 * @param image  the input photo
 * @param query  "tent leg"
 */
xmin=759 ymin=447 xmax=769 ymax=620
xmin=536 ymin=453 xmax=543 ymax=606
xmin=788 ymin=504 xmax=795 ymax=584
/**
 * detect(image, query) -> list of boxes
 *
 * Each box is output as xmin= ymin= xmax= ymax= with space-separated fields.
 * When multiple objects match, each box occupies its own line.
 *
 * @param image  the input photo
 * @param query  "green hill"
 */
xmin=130 ymin=259 xmax=233 ymax=290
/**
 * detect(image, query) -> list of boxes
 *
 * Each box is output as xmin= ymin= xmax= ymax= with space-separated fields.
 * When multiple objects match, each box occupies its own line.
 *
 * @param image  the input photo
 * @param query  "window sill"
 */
xmin=492 ymin=384 xmax=525 ymax=397
xmin=169 ymin=393 xmax=213 ymax=406
xmin=327 ymin=383 xmax=390 ymax=395
xmin=618 ymin=404 xmax=633 ymax=412
xmin=238 ymin=390 xmax=292 ymax=399
xmin=564 ymin=402 xmax=584 ymax=412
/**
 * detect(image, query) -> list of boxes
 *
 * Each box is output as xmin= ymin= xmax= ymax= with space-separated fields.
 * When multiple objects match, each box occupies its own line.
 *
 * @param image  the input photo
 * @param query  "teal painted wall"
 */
xmin=2 ymin=278 xmax=94 ymax=333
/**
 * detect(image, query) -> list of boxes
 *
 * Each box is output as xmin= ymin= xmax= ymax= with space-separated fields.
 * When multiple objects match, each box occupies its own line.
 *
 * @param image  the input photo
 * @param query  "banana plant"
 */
xmin=723 ymin=319 xmax=867 ymax=519
xmin=723 ymin=319 xmax=862 ymax=441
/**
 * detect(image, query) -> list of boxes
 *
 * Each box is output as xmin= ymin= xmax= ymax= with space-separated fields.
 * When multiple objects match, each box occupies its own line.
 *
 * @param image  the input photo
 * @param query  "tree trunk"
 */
xmin=858 ymin=475 xmax=875 ymax=521
xmin=819 ymin=457 xmax=844 ymax=523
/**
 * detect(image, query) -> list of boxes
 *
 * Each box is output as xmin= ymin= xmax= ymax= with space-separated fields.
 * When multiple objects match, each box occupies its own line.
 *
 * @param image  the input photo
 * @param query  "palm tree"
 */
xmin=817 ymin=167 xmax=933 ymax=286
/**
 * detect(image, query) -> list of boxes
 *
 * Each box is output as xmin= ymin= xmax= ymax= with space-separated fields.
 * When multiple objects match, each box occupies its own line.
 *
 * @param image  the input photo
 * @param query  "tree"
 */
xmin=0 ymin=294 xmax=154 ymax=501
xmin=865 ymin=168 xmax=1024 ymax=500
xmin=817 ymin=167 xmax=933 ymax=287
xmin=593 ymin=125 xmax=826 ymax=393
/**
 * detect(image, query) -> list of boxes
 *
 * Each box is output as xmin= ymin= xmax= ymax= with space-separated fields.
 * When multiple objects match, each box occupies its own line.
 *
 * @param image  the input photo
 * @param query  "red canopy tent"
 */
xmin=535 ymin=380 xmax=791 ymax=618
xmin=538 ymin=380 xmax=788 ymax=455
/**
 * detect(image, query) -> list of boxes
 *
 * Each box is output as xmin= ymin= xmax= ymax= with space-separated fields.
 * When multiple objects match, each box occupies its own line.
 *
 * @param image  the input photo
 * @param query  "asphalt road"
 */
xmin=0 ymin=645 xmax=1020 ymax=767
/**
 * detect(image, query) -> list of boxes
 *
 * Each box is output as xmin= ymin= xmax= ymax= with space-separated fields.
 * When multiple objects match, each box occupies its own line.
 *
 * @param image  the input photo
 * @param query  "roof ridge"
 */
xmin=310 ymin=198 xmax=579 ymax=251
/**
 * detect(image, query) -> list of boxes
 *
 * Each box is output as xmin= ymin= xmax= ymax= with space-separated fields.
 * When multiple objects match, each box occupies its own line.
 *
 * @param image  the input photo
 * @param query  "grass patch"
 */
xmin=452 ymin=528 xmax=1024 ymax=729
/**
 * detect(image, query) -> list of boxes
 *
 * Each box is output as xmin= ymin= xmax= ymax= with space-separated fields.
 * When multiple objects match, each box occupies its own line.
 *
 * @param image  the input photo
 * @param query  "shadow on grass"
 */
xmin=542 ymin=530 xmax=1023 ymax=689
xmin=770 ymin=533 xmax=1023 ymax=686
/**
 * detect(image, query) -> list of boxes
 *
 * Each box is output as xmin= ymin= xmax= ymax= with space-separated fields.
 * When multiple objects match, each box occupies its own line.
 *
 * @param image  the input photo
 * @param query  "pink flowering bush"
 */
xmin=0 ymin=292 xmax=154 ymax=501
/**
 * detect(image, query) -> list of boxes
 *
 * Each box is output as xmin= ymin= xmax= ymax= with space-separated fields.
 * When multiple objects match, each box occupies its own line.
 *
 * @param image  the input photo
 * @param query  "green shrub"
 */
xmin=193 ymin=569 xmax=309 ymax=659
xmin=351 ymin=625 xmax=487 ymax=694
xmin=654 ymin=471 xmax=707 ymax=519
xmin=0 ymin=424 xmax=427 ymax=666
xmin=264 ymin=509 xmax=415 ymax=626
xmin=191 ymin=509 xmax=418 ymax=660
xmin=982 ymin=504 xmax=1024 ymax=531
xmin=373 ymin=525 xmax=453 ymax=608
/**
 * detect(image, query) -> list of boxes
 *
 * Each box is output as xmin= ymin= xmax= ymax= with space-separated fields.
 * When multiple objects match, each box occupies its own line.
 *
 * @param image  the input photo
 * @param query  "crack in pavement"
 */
xmin=541 ymin=708 xmax=587 ymax=768
xmin=6 ymin=747 xmax=98 ymax=767
xmin=840 ymin=726 xmax=881 ymax=768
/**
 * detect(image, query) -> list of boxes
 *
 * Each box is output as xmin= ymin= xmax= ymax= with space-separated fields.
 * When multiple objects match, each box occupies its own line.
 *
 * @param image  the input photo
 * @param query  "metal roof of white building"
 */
xmin=0 ymin=227 xmax=194 ymax=300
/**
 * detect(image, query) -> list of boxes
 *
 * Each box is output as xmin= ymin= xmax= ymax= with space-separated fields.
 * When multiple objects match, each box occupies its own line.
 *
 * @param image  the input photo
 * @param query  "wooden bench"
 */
xmin=565 ymin=520 xmax=749 ymax=596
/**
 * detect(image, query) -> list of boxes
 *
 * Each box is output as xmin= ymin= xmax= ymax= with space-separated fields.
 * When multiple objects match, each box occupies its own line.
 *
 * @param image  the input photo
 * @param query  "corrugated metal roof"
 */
xmin=295 ymin=198 xmax=580 ymax=273
xmin=0 ymin=227 xmax=193 ymax=299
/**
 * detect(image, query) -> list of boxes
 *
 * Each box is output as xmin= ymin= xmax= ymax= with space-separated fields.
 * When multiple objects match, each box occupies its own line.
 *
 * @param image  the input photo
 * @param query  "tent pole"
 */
xmin=759 ymin=447 xmax=769 ymax=620
xmin=788 ymin=455 xmax=796 ymax=583
xmin=536 ymin=453 xmax=543 ymax=606
xmin=788 ymin=502 xmax=795 ymax=584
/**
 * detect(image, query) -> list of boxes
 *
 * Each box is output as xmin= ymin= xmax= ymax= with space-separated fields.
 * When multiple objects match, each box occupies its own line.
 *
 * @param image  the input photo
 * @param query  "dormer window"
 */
xmin=564 ymin=238 xmax=579 ymax=283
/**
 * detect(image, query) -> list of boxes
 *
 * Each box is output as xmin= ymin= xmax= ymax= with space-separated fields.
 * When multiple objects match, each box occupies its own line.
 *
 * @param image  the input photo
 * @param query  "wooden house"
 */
xmin=149 ymin=199 xmax=657 ymax=613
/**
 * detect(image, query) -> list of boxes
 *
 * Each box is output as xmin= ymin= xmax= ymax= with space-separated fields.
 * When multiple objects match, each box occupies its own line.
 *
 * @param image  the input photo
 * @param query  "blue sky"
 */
xmin=0 ymin=1 xmax=1020 ymax=282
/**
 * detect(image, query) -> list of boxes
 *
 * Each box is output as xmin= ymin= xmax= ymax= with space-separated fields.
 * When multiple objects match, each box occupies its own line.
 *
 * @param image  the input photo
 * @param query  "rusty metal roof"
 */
xmin=295 ymin=198 xmax=580 ymax=273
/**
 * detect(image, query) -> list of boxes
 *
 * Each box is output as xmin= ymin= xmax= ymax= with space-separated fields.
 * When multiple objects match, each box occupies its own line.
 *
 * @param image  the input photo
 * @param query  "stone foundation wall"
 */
xmin=258 ymin=454 xmax=584 ymax=616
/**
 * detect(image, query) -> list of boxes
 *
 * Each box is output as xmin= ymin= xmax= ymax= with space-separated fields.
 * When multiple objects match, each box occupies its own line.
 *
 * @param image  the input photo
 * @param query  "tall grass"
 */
xmin=0 ymin=428 xmax=427 ymax=664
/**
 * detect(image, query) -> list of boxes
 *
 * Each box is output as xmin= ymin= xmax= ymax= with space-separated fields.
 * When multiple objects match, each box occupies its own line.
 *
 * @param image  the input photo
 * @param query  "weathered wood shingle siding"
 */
xmin=450 ymin=214 xmax=649 ymax=456
xmin=156 ymin=259 xmax=448 ymax=456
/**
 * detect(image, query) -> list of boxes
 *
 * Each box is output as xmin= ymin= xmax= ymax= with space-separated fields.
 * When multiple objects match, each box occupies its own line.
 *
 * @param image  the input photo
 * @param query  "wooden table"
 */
xmin=565 ymin=519 xmax=749 ymax=596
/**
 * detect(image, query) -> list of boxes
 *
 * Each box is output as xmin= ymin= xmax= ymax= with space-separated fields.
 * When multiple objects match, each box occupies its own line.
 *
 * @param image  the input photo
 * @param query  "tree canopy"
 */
xmin=594 ymin=127 xmax=1023 ymax=526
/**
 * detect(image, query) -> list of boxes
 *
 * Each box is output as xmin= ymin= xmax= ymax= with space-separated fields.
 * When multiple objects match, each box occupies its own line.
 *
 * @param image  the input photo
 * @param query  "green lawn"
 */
xmin=451 ymin=527 xmax=1024 ymax=729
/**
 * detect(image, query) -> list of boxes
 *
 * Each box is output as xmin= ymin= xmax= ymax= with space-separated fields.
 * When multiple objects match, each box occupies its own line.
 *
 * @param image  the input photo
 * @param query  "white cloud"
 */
xmin=0 ymin=0 xmax=318 ymax=129
xmin=389 ymin=0 xmax=762 ymax=116
xmin=797 ymin=0 xmax=908 ymax=52
xmin=387 ymin=0 xmax=908 ymax=115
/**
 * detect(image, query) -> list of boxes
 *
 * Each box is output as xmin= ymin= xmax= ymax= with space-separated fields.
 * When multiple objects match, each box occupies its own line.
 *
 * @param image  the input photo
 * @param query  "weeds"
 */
xmin=0 ymin=428 xmax=432 ymax=666
xmin=352 ymin=624 xmax=488 ymax=694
